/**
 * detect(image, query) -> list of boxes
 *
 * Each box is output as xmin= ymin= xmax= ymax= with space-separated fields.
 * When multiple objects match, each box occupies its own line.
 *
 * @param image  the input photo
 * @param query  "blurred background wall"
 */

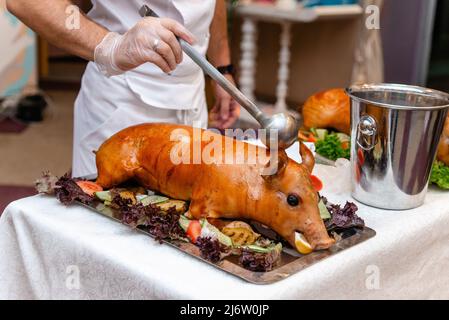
xmin=0 ymin=0 xmax=37 ymax=96
xmin=381 ymin=0 xmax=437 ymax=86
xmin=231 ymin=16 xmax=359 ymax=106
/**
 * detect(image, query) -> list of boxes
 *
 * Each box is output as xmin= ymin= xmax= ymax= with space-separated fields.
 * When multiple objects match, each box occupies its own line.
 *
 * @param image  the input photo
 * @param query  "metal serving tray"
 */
xmin=77 ymin=197 xmax=375 ymax=285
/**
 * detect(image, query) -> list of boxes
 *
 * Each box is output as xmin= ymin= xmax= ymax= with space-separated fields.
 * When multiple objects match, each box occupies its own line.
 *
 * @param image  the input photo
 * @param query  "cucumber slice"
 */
xmin=95 ymin=191 xmax=112 ymax=202
xmin=315 ymin=129 xmax=328 ymax=141
xmin=140 ymin=195 xmax=169 ymax=206
xmin=242 ymin=244 xmax=272 ymax=253
xmin=200 ymin=219 xmax=233 ymax=247
xmin=318 ymin=199 xmax=331 ymax=220
xmin=179 ymin=215 xmax=191 ymax=232
xmin=95 ymin=202 xmax=115 ymax=216
xmin=336 ymin=132 xmax=350 ymax=143
xmin=241 ymin=243 xmax=282 ymax=254
xmin=136 ymin=194 xmax=148 ymax=202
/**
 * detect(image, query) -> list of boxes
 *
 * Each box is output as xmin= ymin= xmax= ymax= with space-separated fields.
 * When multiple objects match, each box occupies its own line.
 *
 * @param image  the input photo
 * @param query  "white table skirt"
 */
xmin=1 ymin=164 xmax=449 ymax=300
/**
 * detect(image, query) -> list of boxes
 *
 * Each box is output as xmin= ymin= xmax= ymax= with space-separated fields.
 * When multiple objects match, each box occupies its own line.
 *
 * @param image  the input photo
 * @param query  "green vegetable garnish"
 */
xmin=315 ymin=133 xmax=350 ymax=161
xmin=95 ymin=190 xmax=112 ymax=202
xmin=200 ymin=219 xmax=234 ymax=247
xmin=140 ymin=195 xmax=169 ymax=206
xmin=178 ymin=215 xmax=191 ymax=232
xmin=430 ymin=161 xmax=449 ymax=189
xmin=318 ymin=199 xmax=331 ymax=220
xmin=241 ymin=243 xmax=282 ymax=254
xmin=336 ymin=132 xmax=350 ymax=143
xmin=315 ymin=128 xmax=328 ymax=141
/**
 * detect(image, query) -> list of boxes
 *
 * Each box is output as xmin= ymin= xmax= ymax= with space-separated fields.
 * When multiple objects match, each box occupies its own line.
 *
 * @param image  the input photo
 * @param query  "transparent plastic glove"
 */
xmin=94 ymin=17 xmax=196 ymax=77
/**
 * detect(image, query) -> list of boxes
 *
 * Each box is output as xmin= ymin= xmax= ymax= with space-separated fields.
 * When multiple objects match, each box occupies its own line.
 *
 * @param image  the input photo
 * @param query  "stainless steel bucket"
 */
xmin=346 ymin=83 xmax=449 ymax=210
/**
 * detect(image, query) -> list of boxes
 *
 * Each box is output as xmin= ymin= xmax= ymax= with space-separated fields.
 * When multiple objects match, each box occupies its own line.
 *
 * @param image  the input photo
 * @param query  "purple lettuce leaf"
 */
xmin=54 ymin=174 xmax=94 ymax=205
xmin=322 ymin=197 xmax=365 ymax=231
xmin=239 ymin=248 xmax=281 ymax=272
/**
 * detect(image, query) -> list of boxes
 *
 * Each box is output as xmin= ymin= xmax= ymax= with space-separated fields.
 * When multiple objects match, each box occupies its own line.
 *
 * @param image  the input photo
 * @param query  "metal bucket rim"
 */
xmin=345 ymin=83 xmax=449 ymax=111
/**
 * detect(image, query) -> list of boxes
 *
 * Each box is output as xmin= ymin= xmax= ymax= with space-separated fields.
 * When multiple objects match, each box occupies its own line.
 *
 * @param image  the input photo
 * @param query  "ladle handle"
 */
xmin=139 ymin=5 xmax=268 ymax=124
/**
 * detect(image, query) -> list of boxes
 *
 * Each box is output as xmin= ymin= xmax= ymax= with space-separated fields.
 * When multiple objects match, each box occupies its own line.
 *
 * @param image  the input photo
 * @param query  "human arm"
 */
xmin=6 ymin=0 xmax=196 ymax=75
xmin=6 ymin=0 xmax=107 ymax=61
xmin=207 ymin=0 xmax=240 ymax=129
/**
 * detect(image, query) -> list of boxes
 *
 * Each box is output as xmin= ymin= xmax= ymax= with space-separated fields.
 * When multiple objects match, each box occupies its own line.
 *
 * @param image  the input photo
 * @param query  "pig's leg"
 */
xmin=187 ymin=168 xmax=242 ymax=220
xmin=96 ymin=157 xmax=135 ymax=188
xmin=187 ymin=185 xmax=223 ymax=220
xmin=187 ymin=200 xmax=220 ymax=220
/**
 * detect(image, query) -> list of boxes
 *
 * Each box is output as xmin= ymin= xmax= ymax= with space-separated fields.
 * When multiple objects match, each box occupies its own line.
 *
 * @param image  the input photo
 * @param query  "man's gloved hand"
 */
xmin=94 ymin=17 xmax=196 ymax=77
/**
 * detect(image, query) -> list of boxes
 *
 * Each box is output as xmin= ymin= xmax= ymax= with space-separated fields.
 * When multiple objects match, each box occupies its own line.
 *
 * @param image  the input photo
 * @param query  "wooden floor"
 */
xmin=0 ymin=90 xmax=76 ymax=186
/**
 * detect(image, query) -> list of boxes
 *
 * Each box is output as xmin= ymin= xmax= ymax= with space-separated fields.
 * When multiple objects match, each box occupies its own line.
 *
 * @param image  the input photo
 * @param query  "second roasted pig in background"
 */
xmin=301 ymin=88 xmax=350 ymax=135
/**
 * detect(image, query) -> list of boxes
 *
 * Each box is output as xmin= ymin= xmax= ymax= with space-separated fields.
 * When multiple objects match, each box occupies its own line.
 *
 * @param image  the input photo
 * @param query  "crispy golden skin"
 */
xmin=95 ymin=123 xmax=334 ymax=251
xmin=302 ymin=88 xmax=351 ymax=134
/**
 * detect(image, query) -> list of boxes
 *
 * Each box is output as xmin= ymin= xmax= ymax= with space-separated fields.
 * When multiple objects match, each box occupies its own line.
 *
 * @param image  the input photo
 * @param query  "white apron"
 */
xmin=72 ymin=0 xmax=216 ymax=178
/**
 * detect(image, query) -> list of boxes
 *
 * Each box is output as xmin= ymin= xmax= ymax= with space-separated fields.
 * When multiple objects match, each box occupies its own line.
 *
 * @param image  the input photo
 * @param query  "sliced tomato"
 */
xmin=310 ymin=175 xmax=323 ymax=192
xmin=307 ymin=134 xmax=317 ymax=143
xmin=186 ymin=220 xmax=202 ymax=243
xmin=76 ymin=181 xmax=103 ymax=196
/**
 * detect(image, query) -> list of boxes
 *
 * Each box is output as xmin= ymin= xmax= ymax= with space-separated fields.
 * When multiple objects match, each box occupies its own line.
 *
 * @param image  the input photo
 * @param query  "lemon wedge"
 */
xmin=294 ymin=232 xmax=313 ymax=255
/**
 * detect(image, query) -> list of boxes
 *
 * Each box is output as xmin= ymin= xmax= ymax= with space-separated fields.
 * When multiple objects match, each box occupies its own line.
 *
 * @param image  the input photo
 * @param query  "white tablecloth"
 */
xmin=1 ymin=164 xmax=449 ymax=300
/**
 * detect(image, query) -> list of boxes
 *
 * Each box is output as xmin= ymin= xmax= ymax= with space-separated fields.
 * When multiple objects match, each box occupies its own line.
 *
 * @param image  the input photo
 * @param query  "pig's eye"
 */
xmin=287 ymin=193 xmax=300 ymax=206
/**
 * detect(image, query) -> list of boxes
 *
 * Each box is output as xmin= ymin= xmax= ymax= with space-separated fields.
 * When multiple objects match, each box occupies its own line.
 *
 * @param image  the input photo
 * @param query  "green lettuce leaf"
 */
xmin=430 ymin=161 xmax=449 ymax=189
xmin=315 ymin=133 xmax=350 ymax=161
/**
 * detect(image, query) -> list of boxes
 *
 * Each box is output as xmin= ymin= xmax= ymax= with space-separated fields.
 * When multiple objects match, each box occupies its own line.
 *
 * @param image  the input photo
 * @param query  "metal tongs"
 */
xmin=139 ymin=5 xmax=298 ymax=149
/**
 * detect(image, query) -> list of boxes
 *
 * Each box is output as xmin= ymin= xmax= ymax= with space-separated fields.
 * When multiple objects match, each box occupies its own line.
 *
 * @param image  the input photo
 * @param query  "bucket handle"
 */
xmin=357 ymin=115 xmax=377 ymax=151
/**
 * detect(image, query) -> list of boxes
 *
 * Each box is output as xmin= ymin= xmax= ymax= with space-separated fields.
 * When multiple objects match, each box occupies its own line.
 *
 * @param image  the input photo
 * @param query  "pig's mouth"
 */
xmin=289 ymin=228 xmax=335 ymax=253
xmin=305 ymin=231 xmax=335 ymax=250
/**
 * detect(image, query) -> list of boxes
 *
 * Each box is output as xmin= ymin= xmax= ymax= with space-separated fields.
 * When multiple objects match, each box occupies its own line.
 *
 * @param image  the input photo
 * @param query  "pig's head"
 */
xmin=260 ymin=143 xmax=335 ymax=251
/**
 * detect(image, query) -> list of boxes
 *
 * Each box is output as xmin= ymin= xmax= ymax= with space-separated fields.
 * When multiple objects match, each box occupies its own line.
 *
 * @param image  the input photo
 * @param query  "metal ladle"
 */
xmin=139 ymin=5 xmax=298 ymax=149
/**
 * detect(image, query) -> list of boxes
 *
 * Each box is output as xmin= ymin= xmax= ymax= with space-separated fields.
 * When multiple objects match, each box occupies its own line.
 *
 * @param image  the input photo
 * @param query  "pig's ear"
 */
xmin=276 ymin=150 xmax=289 ymax=176
xmin=261 ymin=149 xmax=288 ymax=182
xmin=300 ymin=142 xmax=315 ymax=173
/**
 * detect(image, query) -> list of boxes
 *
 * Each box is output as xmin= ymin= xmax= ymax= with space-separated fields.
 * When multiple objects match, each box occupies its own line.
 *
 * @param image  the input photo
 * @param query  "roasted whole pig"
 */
xmin=95 ymin=123 xmax=335 ymax=251
xmin=437 ymin=114 xmax=449 ymax=166
xmin=301 ymin=88 xmax=350 ymax=134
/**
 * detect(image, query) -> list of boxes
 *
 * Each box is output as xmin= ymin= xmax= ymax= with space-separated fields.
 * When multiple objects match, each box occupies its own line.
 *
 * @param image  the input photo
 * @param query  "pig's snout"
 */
xmin=304 ymin=219 xmax=335 ymax=250
xmin=310 ymin=234 xmax=335 ymax=250
xmin=285 ymin=219 xmax=335 ymax=253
